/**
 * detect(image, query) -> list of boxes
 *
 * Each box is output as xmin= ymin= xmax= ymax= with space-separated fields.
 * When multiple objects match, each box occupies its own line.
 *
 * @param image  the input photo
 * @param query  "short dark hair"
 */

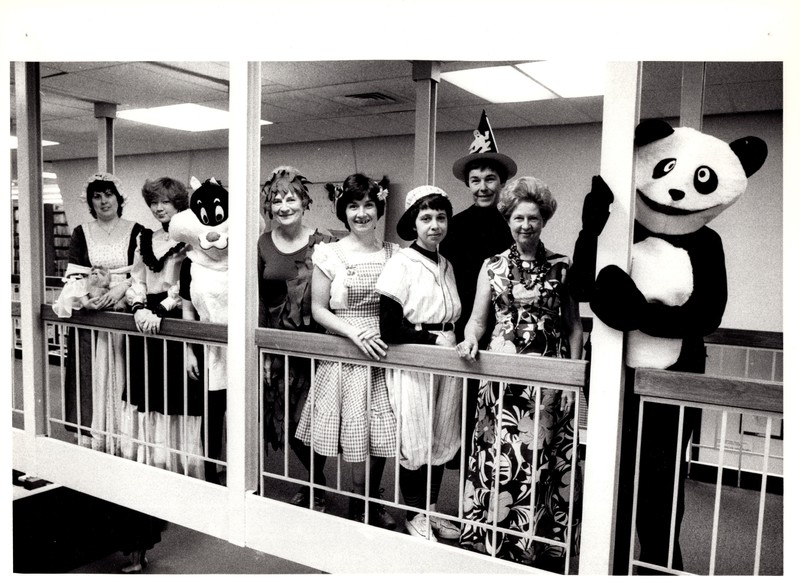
xmin=141 ymin=177 xmax=189 ymax=211
xmin=328 ymin=173 xmax=388 ymax=230
xmin=86 ymin=180 xmax=124 ymax=218
xmin=410 ymin=193 xmax=453 ymax=222
xmin=464 ymin=159 xmax=507 ymax=184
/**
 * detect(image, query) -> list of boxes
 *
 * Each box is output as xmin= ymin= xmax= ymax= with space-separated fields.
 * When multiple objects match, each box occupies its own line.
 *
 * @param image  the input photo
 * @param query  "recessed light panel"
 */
xmin=441 ymin=66 xmax=557 ymax=103
xmin=117 ymin=104 xmax=271 ymax=132
xmin=516 ymin=61 xmax=606 ymax=98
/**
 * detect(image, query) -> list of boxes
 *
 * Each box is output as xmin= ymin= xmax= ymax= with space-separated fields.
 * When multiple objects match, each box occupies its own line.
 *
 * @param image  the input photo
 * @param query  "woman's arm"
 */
xmin=311 ymin=265 xmax=386 ymax=361
xmin=456 ymin=259 xmax=492 ymax=362
xmin=560 ymin=290 xmax=584 ymax=412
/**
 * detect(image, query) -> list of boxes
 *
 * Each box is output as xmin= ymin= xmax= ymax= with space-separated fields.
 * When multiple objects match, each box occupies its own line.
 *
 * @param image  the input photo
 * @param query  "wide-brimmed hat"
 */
xmin=452 ymin=110 xmax=517 ymax=183
xmin=396 ymin=185 xmax=448 ymax=241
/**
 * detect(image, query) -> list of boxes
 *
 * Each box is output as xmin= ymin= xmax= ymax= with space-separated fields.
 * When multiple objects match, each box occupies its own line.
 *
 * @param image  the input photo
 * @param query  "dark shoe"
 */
xmin=349 ymin=496 xmax=365 ymax=523
xmin=369 ymin=504 xmax=396 ymax=530
xmin=289 ymin=487 xmax=309 ymax=507
xmin=312 ymin=492 xmax=327 ymax=513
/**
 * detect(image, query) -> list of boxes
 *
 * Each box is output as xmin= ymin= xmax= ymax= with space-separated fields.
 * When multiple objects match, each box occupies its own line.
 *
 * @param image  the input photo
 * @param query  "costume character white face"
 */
xmin=634 ymin=125 xmax=767 ymax=236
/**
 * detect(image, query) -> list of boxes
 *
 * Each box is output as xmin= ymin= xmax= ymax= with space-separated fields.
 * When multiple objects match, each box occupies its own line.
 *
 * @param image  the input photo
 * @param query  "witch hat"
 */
xmin=452 ymin=110 xmax=517 ymax=183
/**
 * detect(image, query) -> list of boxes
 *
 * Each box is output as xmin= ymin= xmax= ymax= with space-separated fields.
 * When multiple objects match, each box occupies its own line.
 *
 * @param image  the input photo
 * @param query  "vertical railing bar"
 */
xmin=59 ymin=324 xmax=67 ymax=422
xmin=753 ymin=415 xmax=773 ymax=576
xmin=709 ymin=411 xmax=729 ymax=576
xmin=628 ymin=399 xmax=646 ymax=575
xmin=527 ymin=386 xmax=542 ymax=540
xmin=162 ymin=338 xmax=169 ymax=470
xmin=744 ymin=347 xmax=751 ymax=378
xmin=204 ymin=344 xmax=210 ymax=479
xmin=393 ymin=368 xmax=401 ymax=507
xmin=258 ymin=350 xmax=265 ymax=493
xmin=89 ymin=328 xmax=97 ymax=446
xmin=43 ymin=324 xmax=51 ymax=431
xmin=183 ymin=341 xmax=189 ymax=477
xmin=458 ymin=375 xmax=468 ymax=521
xmin=363 ymin=362 xmax=372 ymax=523
xmin=336 ymin=361 xmax=343 ymax=493
xmin=770 ymin=350 xmax=777 ymax=382
xmin=424 ymin=371 xmax=434 ymax=536
xmin=667 ymin=405 xmax=686 ymax=571
xmin=143 ymin=335 xmax=150 ymax=465
xmin=563 ymin=386 xmax=579 ymax=574
xmin=74 ymin=329 xmax=82 ymax=444
xmin=737 ymin=413 xmax=745 ymax=488
xmin=307 ymin=356 xmax=317 ymax=507
xmin=284 ymin=354 xmax=290 ymax=478
xmin=490 ymin=382 xmax=506 ymax=558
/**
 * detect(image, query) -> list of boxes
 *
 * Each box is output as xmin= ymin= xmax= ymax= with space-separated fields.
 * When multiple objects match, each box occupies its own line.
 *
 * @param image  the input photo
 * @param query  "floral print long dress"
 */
xmin=460 ymin=243 xmax=581 ymax=567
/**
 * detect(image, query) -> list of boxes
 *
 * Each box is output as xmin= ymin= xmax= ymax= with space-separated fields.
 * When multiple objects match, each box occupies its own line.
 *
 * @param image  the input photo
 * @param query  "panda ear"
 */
xmin=729 ymin=136 xmax=768 ymax=178
xmin=634 ymin=119 xmax=675 ymax=147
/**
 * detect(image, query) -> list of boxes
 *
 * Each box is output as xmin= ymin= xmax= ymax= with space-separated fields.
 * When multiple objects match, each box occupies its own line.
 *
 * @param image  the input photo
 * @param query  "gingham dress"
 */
xmin=295 ymin=241 xmax=398 ymax=462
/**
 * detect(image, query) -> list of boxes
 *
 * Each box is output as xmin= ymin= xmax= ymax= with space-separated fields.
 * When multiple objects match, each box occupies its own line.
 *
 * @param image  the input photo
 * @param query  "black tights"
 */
xmin=399 ymin=464 xmax=445 ymax=519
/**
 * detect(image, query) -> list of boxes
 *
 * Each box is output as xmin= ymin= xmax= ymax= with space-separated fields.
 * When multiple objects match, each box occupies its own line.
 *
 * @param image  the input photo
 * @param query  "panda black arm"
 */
xmin=638 ymin=228 xmax=727 ymax=338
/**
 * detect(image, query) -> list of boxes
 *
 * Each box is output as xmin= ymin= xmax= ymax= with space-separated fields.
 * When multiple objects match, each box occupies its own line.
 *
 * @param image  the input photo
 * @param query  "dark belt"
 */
xmin=420 ymin=322 xmax=454 ymax=332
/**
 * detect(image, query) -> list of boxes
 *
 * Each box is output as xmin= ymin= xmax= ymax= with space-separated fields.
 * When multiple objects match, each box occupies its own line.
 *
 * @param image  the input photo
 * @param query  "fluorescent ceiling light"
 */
xmin=441 ymin=66 xmax=557 ymax=103
xmin=515 ymin=61 xmax=606 ymax=98
xmin=10 ymin=136 xmax=60 ymax=148
xmin=117 ymin=103 xmax=272 ymax=132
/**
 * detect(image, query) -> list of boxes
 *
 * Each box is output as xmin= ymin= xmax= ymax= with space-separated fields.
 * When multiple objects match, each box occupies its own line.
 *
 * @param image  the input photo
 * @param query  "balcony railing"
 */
xmin=11 ymin=301 xmax=783 ymax=574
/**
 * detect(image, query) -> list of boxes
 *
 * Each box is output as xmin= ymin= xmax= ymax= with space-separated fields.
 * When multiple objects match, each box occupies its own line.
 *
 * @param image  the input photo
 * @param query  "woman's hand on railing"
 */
xmin=560 ymin=390 xmax=575 ymax=415
xmin=186 ymin=347 xmax=200 ymax=380
xmin=348 ymin=327 xmax=387 ymax=361
xmin=133 ymin=308 xmax=162 ymax=335
xmin=455 ymin=337 xmax=479 ymax=363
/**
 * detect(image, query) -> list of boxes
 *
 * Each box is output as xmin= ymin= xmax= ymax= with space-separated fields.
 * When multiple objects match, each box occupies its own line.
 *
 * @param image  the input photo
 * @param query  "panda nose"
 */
xmin=668 ymin=189 xmax=685 ymax=201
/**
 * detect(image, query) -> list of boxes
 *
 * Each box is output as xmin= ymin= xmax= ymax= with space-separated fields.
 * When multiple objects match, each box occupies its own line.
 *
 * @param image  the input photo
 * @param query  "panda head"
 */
xmin=634 ymin=119 xmax=767 ymax=235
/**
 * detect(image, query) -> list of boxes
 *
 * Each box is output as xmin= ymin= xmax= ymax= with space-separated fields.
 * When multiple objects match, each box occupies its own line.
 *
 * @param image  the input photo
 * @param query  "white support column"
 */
xmin=578 ymin=61 xmax=641 ymax=576
xmin=680 ymin=62 xmax=706 ymax=131
xmin=412 ymin=61 xmax=440 ymax=186
xmin=94 ymin=102 xmax=116 ymax=173
xmin=226 ymin=60 xmax=262 ymax=546
xmin=15 ymin=62 xmax=49 ymax=448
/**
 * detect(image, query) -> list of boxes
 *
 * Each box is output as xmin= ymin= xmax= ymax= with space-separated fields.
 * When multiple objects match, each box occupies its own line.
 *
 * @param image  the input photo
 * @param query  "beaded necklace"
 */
xmin=505 ymin=242 xmax=548 ymax=327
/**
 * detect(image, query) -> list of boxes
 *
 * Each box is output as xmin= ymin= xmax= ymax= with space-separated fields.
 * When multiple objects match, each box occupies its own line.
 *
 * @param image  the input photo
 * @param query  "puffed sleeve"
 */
xmin=312 ymin=242 xmax=347 ymax=310
xmin=126 ymin=232 xmax=147 ymax=307
xmin=52 ymin=264 xmax=92 ymax=318
xmin=375 ymin=252 xmax=409 ymax=307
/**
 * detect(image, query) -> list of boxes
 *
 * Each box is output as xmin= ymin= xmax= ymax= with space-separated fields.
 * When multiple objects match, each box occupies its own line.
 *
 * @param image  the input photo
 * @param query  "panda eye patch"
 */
xmin=694 ymin=165 xmax=718 ymax=195
xmin=215 ymin=205 xmax=225 ymax=222
xmin=653 ymin=158 xmax=676 ymax=179
xmin=200 ymin=207 xmax=210 ymax=224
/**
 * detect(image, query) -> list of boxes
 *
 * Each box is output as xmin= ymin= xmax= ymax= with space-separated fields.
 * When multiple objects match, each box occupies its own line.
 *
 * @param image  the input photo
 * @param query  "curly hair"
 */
xmin=261 ymin=166 xmax=312 ymax=218
xmin=497 ymin=176 xmax=557 ymax=223
xmin=141 ymin=177 xmax=189 ymax=211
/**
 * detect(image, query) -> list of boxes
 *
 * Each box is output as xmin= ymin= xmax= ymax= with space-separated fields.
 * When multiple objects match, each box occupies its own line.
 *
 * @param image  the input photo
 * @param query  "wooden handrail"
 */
xmin=39 ymin=304 xmax=227 ymax=344
xmin=580 ymin=317 xmax=782 ymax=350
xmin=634 ymin=368 xmax=783 ymax=414
xmin=256 ymin=327 xmax=588 ymax=389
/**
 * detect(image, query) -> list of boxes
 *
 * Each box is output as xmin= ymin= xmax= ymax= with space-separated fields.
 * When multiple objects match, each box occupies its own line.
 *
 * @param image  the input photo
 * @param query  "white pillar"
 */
xmin=226 ymin=60 xmax=262 ymax=545
xmin=94 ymin=101 xmax=116 ymax=173
xmin=412 ymin=61 xmax=440 ymax=186
xmin=578 ymin=61 xmax=641 ymax=575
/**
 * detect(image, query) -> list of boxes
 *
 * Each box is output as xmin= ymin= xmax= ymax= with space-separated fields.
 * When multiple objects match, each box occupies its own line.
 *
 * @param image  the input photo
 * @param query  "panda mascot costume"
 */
xmin=569 ymin=119 xmax=767 ymax=573
xmin=169 ymin=177 xmax=230 ymax=484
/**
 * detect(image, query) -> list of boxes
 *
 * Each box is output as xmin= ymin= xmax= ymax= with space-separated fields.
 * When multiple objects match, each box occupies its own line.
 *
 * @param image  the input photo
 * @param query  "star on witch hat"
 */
xmin=452 ymin=110 xmax=517 ymax=183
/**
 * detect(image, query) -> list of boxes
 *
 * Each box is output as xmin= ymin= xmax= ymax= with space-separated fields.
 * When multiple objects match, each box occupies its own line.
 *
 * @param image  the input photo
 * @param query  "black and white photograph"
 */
xmin=4 ymin=0 xmax=796 ymax=576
